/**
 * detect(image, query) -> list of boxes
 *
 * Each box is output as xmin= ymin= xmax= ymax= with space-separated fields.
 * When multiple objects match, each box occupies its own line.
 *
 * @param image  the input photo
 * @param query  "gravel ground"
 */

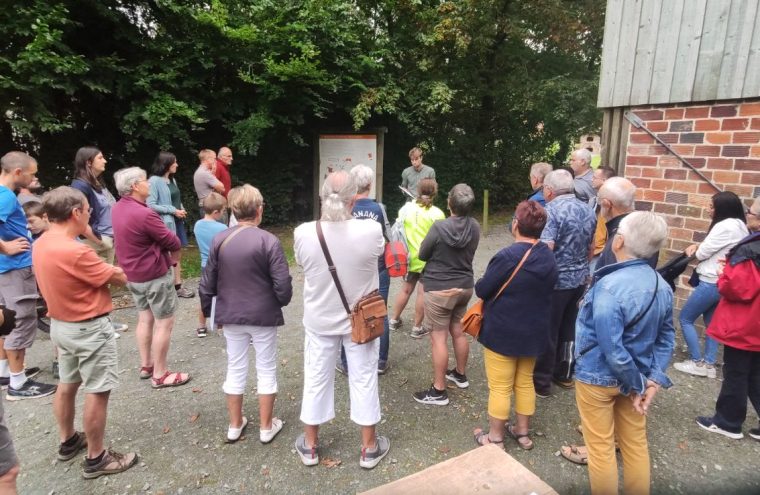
xmin=7 ymin=226 xmax=760 ymax=494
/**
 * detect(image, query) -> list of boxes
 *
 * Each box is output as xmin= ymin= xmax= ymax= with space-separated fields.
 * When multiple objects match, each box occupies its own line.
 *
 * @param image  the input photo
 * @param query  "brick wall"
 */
xmin=623 ymin=98 xmax=760 ymax=309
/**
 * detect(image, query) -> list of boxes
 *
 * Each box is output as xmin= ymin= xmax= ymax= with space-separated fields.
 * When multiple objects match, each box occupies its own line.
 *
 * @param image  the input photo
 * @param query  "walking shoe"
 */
xmin=360 ymin=435 xmax=390 ymax=469
xmin=704 ymin=364 xmax=717 ymax=379
xmin=176 ymin=287 xmax=195 ymax=298
xmin=377 ymin=361 xmax=390 ymax=375
xmin=81 ymin=449 xmax=138 ymax=479
xmin=535 ymin=389 xmax=551 ymax=399
xmin=413 ymin=385 xmax=449 ymax=405
xmin=6 ymin=379 xmax=57 ymax=401
xmin=388 ymin=318 xmax=402 ymax=331
xmin=673 ymin=360 xmax=708 ymax=377
xmin=111 ymin=322 xmax=128 ymax=332
xmin=445 ymin=368 xmax=469 ymax=389
xmin=52 ymin=360 xmax=60 ymax=380
xmin=0 ymin=367 xmax=42 ymax=389
xmin=196 ymin=326 xmax=208 ymax=338
xmin=748 ymin=427 xmax=760 ymax=441
xmin=695 ymin=416 xmax=744 ymax=439
xmin=335 ymin=362 xmax=348 ymax=376
xmin=295 ymin=433 xmax=319 ymax=466
xmin=409 ymin=326 xmax=430 ymax=339
xmin=260 ymin=417 xmax=283 ymax=444
xmin=226 ymin=416 xmax=248 ymax=443
xmin=58 ymin=431 xmax=87 ymax=461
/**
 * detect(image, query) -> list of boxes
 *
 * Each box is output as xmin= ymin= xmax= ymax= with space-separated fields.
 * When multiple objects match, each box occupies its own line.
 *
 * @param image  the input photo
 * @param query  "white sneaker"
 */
xmin=673 ymin=360 xmax=707 ymax=377
xmin=260 ymin=417 xmax=283 ymax=444
xmin=705 ymin=364 xmax=717 ymax=379
xmin=226 ymin=416 xmax=248 ymax=443
xmin=113 ymin=332 xmax=121 ymax=339
xmin=388 ymin=319 xmax=402 ymax=331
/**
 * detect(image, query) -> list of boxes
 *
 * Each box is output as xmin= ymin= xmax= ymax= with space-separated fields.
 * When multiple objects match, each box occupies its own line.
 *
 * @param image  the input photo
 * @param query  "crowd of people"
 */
xmin=0 ymin=144 xmax=756 ymax=495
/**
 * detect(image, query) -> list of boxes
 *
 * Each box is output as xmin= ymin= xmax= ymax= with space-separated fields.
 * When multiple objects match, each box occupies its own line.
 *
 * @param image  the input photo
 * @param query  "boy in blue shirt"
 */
xmin=193 ymin=192 xmax=227 ymax=337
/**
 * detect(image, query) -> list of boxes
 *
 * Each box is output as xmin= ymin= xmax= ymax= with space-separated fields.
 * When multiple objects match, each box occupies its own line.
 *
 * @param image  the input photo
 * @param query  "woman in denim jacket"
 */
xmin=574 ymin=212 xmax=675 ymax=495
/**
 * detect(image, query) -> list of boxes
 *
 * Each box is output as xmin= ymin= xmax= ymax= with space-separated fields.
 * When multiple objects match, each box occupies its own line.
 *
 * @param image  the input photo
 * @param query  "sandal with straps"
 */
xmin=473 ymin=428 xmax=504 ymax=447
xmin=139 ymin=366 xmax=154 ymax=380
xmin=560 ymin=444 xmax=588 ymax=464
xmin=506 ymin=424 xmax=534 ymax=450
xmin=151 ymin=370 xmax=191 ymax=389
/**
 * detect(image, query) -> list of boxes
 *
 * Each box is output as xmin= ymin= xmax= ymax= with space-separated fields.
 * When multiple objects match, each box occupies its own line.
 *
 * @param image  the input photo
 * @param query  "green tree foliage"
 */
xmin=0 ymin=0 xmax=603 ymax=224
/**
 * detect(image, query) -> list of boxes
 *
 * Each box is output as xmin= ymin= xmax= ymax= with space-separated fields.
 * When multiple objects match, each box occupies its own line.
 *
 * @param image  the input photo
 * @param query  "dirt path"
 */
xmin=9 ymin=225 xmax=760 ymax=494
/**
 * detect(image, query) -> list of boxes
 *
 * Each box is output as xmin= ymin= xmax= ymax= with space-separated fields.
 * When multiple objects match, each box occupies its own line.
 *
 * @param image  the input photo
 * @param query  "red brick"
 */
xmin=713 ymin=170 xmax=742 ymax=184
xmin=670 ymin=121 xmax=694 ymax=132
xmin=656 ymin=133 xmax=679 ymax=143
xmin=649 ymin=145 xmax=669 ymax=155
xmin=706 ymin=132 xmax=732 ymax=144
xmin=666 ymin=192 xmax=689 ymax=204
xmin=722 ymin=118 xmax=750 ymax=131
xmin=742 ymin=172 xmax=760 ymax=185
xmin=670 ymin=228 xmax=693 ymax=240
xmin=732 ymin=132 xmax=760 ymax=144
xmin=694 ymin=119 xmax=720 ymax=131
xmin=641 ymin=167 xmax=663 ymax=178
xmin=627 ymin=145 xmax=651 ymax=155
xmin=665 ymin=108 xmax=685 ymax=119
xmin=634 ymin=110 xmax=664 ymax=121
xmin=751 ymin=146 xmax=760 ymax=157
xmin=631 ymin=133 xmax=655 ymax=144
xmin=672 ymin=181 xmax=698 ymax=193
xmin=643 ymin=189 xmax=666 ymax=201
xmin=659 ymin=156 xmax=681 ymax=167
xmin=631 ymin=178 xmax=652 ymax=188
xmin=625 ymin=166 xmax=643 ymax=177
xmin=665 ymin=216 xmax=684 ymax=227
xmin=691 ymin=194 xmax=713 ymax=208
xmin=680 ymin=132 xmax=704 ymax=144
xmin=693 ymin=231 xmax=707 ymax=242
xmin=752 ymin=118 xmax=760 ymax=130
xmin=685 ymin=106 xmax=710 ymax=118
xmin=693 ymin=145 xmax=721 ymax=156
xmin=739 ymin=102 xmax=760 ymax=116
xmin=646 ymin=121 xmax=669 ymax=132
xmin=635 ymin=200 xmax=653 ymax=211
xmin=698 ymin=182 xmax=718 ymax=194
xmin=664 ymin=169 xmax=688 ymax=180
xmin=672 ymin=145 xmax=694 ymax=155
xmin=676 ymin=204 xmax=702 ymax=215
xmin=723 ymin=145 xmax=750 ymax=157
xmin=735 ymin=159 xmax=760 ymax=171
xmin=685 ymin=218 xmax=711 ymax=231
xmin=652 ymin=179 xmax=674 ymax=190
xmin=654 ymin=202 xmax=677 ymax=214
xmin=626 ymin=155 xmax=658 ymax=166
xmin=724 ymin=184 xmax=755 ymax=197
xmin=687 ymin=157 xmax=707 ymax=168
xmin=671 ymin=239 xmax=692 ymax=252
xmin=706 ymin=157 xmax=734 ymax=170
xmin=711 ymin=105 xmax=738 ymax=117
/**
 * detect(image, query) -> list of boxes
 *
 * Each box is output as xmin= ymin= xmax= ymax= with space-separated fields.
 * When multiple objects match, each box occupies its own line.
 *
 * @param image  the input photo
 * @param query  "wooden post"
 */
xmin=482 ymin=189 xmax=489 ymax=236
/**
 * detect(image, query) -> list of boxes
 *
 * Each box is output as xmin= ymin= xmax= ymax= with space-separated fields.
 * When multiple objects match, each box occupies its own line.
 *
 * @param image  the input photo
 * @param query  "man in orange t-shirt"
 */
xmin=32 ymin=186 xmax=137 ymax=480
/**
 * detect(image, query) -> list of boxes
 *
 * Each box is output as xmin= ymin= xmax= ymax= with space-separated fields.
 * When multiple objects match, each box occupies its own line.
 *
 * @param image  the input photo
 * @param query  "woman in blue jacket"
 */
xmin=148 ymin=152 xmax=193 ymax=298
xmin=473 ymin=200 xmax=558 ymax=450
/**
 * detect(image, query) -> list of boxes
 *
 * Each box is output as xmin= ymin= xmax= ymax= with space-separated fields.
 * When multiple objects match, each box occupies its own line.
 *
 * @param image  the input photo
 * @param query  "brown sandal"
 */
xmin=560 ymin=444 xmax=588 ymax=464
xmin=473 ymin=428 xmax=504 ymax=447
xmin=506 ymin=424 xmax=534 ymax=450
xmin=151 ymin=371 xmax=191 ymax=389
xmin=139 ymin=366 xmax=154 ymax=380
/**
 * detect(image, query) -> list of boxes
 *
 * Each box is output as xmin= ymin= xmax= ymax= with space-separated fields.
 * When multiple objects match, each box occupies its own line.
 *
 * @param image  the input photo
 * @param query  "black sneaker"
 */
xmin=0 ymin=367 xmax=42 ymax=390
xmin=749 ymin=427 xmax=760 ymax=441
xmin=81 ymin=449 xmax=138 ymax=479
xmin=58 ymin=431 xmax=88 ymax=461
xmin=695 ymin=416 xmax=744 ymax=439
xmin=6 ymin=379 xmax=57 ymax=401
xmin=196 ymin=327 xmax=208 ymax=338
xmin=413 ymin=385 xmax=449 ymax=405
xmin=445 ymin=368 xmax=469 ymax=389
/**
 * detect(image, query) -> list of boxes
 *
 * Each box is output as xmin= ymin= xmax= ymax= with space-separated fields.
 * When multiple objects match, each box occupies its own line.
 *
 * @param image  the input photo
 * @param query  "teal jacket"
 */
xmin=147 ymin=176 xmax=177 ymax=232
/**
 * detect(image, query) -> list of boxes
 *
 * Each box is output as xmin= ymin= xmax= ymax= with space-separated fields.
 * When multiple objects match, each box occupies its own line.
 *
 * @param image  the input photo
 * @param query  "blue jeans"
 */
xmin=341 ymin=267 xmax=390 ymax=370
xmin=679 ymin=280 xmax=720 ymax=364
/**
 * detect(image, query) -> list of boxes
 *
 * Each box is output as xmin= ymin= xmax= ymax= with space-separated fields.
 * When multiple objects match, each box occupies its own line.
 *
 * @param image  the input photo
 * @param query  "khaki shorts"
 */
xmin=127 ymin=269 xmax=177 ymax=319
xmin=0 ymin=266 xmax=39 ymax=350
xmin=424 ymin=288 xmax=474 ymax=331
xmin=50 ymin=316 xmax=119 ymax=394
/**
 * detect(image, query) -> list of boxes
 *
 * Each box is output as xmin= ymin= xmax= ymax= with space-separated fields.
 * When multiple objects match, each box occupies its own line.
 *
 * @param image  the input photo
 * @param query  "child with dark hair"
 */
xmin=22 ymin=202 xmax=48 ymax=242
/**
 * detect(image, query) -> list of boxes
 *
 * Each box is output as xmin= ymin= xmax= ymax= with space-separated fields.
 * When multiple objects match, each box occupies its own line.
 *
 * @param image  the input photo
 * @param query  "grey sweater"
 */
xmin=419 ymin=215 xmax=480 ymax=291
xmin=199 ymin=226 xmax=293 ymax=326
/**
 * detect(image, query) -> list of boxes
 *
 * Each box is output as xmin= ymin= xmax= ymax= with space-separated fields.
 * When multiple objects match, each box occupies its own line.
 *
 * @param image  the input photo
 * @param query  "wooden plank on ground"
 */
xmin=360 ymin=444 xmax=558 ymax=495
xmin=670 ymin=0 xmax=707 ymax=103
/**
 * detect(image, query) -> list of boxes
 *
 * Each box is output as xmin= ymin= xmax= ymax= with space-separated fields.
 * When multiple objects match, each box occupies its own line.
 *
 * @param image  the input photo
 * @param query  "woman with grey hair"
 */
xmin=199 ymin=184 xmax=292 ymax=443
xmin=573 ymin=211 xmax=675 ymax=494
xmin=412 ymin=184 xmax=480 ymax=406
xmin=293 ymin=171 xmax=389 ymax=469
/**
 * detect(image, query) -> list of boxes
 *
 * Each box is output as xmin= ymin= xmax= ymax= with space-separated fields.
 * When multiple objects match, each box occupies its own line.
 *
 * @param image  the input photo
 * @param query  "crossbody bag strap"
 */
xmin=491 ymin=240 xmax=538 ymax=303
xmin=379 ymin=203 xmax=391 ymax=241
xmin=316 ymin=221 xmax=351 ymax=315
xmin=217 ymin=225 xmax=252 ymax=258
xmin=577 ymin=270 xmax=660 ymax=358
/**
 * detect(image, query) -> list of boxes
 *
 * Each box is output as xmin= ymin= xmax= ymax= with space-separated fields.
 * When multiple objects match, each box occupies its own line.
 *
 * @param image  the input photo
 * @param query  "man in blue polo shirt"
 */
xmin=0 ymin=151 xmax=56 ymax=400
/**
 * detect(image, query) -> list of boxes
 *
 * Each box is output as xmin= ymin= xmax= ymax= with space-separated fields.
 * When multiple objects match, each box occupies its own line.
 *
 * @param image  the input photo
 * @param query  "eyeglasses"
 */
xmin=747 ymin=209 xmax=758 ymax=217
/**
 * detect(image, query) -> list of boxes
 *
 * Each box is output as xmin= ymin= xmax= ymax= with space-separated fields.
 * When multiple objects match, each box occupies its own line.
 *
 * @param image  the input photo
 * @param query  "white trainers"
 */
xmin=705 ymin=364 xmax=717 ymax=379
xmin=260 ymin=417 xmax=283 ymax=444
xmin=226 ymin=416 xmax=248 ymax=443
xmin=673 ymin=360 xmax=708 ymax=377
xmin=388 ymin=318 xmax=402 ymax=331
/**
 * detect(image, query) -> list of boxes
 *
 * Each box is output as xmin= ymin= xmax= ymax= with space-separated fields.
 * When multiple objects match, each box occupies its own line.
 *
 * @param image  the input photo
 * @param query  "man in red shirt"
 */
xmin=33 ymin=186 xmax=137 ymax=479
xmin=111 ymin=167 xmax=190 ymax=390
xmin=215 ymin=147 xmax=233 ymax=198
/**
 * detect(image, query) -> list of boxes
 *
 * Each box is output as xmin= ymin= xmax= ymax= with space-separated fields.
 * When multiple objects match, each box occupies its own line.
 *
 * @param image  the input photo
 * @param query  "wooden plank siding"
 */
xmin=598 ymin=0 xmax=760 ymax=108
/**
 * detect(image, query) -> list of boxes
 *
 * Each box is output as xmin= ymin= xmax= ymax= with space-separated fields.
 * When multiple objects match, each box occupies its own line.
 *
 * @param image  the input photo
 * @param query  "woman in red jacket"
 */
xmin=696 ymin=197 xmax=760 ymax=441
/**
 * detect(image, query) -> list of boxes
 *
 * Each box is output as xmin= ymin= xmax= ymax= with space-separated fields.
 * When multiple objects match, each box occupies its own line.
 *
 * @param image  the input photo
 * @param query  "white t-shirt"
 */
xmin=295 ymin=219 xmax=384 ymax=335
xmin=696 ymin=218 xmax=749 ymax=283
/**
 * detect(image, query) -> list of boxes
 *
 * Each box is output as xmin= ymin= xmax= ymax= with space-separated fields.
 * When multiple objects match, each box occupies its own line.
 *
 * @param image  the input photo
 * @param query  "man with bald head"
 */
xmin=596 ymin=177 xmax=658 ymax=271
xmin=0 ymin=152 xmax=56 ymax=400
xmin=569 ymin=149 xmax=596 ymax=204
xmin=215 ymin=147 xmax=233 ymax=198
